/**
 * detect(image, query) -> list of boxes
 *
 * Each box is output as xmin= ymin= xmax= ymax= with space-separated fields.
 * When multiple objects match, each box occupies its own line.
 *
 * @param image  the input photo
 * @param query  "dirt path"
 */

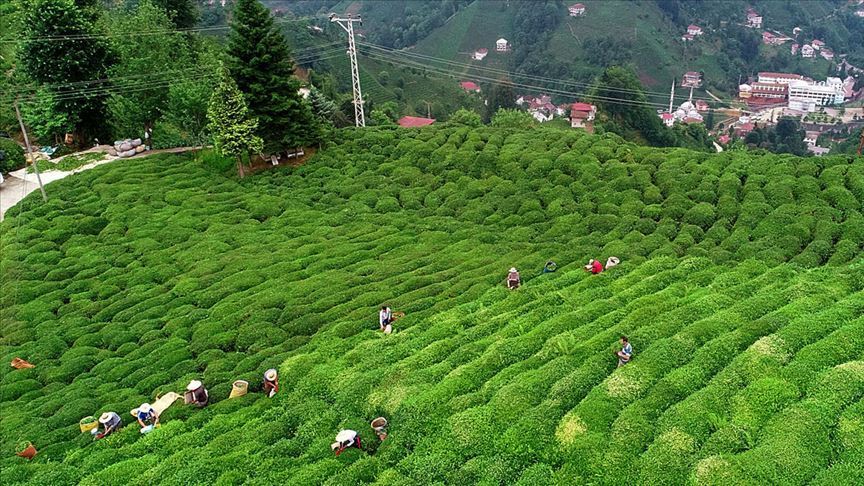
xmin=0 ymin=146 xmax=203 ymax=221
xmin=704 ymin=90 xmax=724 ymax=102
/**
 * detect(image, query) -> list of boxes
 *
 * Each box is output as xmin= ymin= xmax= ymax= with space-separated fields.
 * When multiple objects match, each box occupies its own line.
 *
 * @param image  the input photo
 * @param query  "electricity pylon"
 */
xmin=329 ymin=13 xmax=365 ymax=127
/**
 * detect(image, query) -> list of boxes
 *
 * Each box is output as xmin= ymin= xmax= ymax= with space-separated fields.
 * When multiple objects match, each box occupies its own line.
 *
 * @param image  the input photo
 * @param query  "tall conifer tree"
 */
xmin=227 ymin=0 xmax=315 ymax=152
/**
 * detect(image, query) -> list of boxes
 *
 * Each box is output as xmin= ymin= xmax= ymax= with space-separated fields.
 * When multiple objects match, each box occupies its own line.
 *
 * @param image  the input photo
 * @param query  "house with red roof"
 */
xmin=397 ymin=116 xmax=435 ymax=128
xmin=811 ymin=39 xmax=824 ymax=50
xmin=660 ymin=112 xmax=674 ymax=127
xmin=473 ymin=48 xmax=488 ymax=61
xmin=682 ymin=71 xmax=702 ymax=88
xmin=569 ymin=3 xmax=586 ymax=16
xmin=460 ymin=81 xmax=481 ymax=93
xmin=687 ymin=24 xmax=703 ymax=36
xmin=570 ymin=102 xmax=596 ymax=130
xmin=746 ymin=8 xmax=762 ymax=28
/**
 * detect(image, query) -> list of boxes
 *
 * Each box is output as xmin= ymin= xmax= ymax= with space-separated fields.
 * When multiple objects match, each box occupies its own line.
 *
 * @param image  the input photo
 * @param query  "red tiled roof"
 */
xmin=688 ymin=24 xmax=701 ymax=30
xmin=397 ymin=116 xmax=435 ymax=128
xmin=460 ymin=81 xmax=480 ymax=91
xmin=571 ymin=111 xmax=591 ymax=119
xmin=571 ymin=3 xmax=585 ymax=8
xmin=571 ymin=102 xmax=595 ymax=112
xmin=661 ymin=113 xmax=674 ymax=120
xmin=758 ymin=72 xmax=803 ymax=79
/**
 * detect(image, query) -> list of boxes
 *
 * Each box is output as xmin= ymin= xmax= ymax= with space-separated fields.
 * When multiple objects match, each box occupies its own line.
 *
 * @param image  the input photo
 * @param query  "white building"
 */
xmin=746 ymin=8 xmax=762 ymax=28
xmin=801 ymin=45 xmax=815 ymax=58
xmin=569 ymin=3 xmax=586 ymax=16
xmin=496 ymin=38 xmax=509 ymax=52
xmin=787 ymin=79 xmax=844 ymax=110
xmin=687 ymin=24 xmax=703 ymax=36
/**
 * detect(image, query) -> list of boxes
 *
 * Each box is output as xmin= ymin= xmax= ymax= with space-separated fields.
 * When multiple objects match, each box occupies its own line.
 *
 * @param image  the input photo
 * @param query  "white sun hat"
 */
xmin=99 ymin=412 xmax=113 ymax=424
xmin=187 ymin=380 xmax=202 ymax=391
xmin=140 ymin=403 xmax=152 ymax=413
xmin=265 ymin=369 xmax=277 ymax=381
xmin=509 ymin=267 xmax=517 ymax=272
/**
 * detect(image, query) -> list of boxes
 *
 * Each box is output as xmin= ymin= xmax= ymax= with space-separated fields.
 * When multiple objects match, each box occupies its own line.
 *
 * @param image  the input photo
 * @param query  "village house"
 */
xmin=735 ymin=122 xmax=755 ymax=137
xmin=570 ymin=102 xmax=596 ymax=130
xmin=695 ymin=99 xmax=710 ymax=111
xmin=397 ymin=116 xmax=435 ymax=128
xmin=808 ymin=145 xmax=830 ymax=156
xmin=718 ymin=134 xmax=731 ymax=145
xmin=569 ymin=3 xmax=586 ymax=16
xmin=738 ymin=83 xmax=752 ymax=98
xmin=660 ymin=112 xmax=674 ymax=127
xmin=460 ymin=81 xmax=481 ymax=93
xmin=791 ymin=43 xmax=799 ymax=55
xmin=803 ymin=131 xmax=820 ymax=146
xmin=496 ymin=38 xmax=509 ymax=52
xmin=746 ymin=8 xmax=762 ymax=28
xmin=681 ymin=33 xmax=695 ymax=42
xmin=801 ymin=44 xmax=815 ymax=58
xmin=811 ymin=39 xmax=824 ymax=50
xmin=687 ymin=24 xmax=703 ymax=36
xmin=472 ymin=48 xmax=488 ymax=61
xmin=682 ymin=71 xmax=702 ymax=88
xmin=762 ymin=32 xmax=791 ymax=45
xmin=820 ymin=49 xmax=834 ymax=61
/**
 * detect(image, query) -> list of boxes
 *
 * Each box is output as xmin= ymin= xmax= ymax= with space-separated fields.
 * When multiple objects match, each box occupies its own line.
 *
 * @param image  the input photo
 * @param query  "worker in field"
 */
xmin=543 ymin=261 xmax=557 ymax=273
xmin=263 ymin=369 xmax=279 ymax=398
xmin=96 ymin=411 xmax=122 ymax=439
xmin=616 ymin=336 xmax=633 ymax=367
xmin=186 ymin=380 xmax=209 ymax=408
xmin=136 ymin=403 xmax=159 ymax=430
xmin=379 ymin=306 xmax=392 ymax=331
xmin=331 ymin=429 xmax=362 ymax=456
xmin=585 ymin=259 xmax=604 ymax=275
xmin=507 ymin=267 xmax=521 ymax=290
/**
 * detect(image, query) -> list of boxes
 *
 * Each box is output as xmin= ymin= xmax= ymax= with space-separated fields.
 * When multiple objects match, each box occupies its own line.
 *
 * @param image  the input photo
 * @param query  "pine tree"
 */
xmin=227 ymin=0 xmax=316 ymax=152
xmin=207 ymin=66 xmax=263 ymax=178
xmin=152 ymin=0 xmax=199 ymax=29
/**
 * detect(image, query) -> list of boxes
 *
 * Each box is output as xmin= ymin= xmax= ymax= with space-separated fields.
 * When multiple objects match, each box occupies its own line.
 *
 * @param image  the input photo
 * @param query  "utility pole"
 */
xmin=14 ymin=99 xmax=47 ymax=201
xmin=424 ymin=101 xmax=432 ymax=118
xmin=668 ymin=79 xmax=675 ymax=113
xmin=330 ymin=13 xmax=365 ymax=127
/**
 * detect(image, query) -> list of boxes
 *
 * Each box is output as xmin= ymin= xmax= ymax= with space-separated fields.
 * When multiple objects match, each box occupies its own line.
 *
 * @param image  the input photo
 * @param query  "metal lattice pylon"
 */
xmin=330 ymin=13 xmax=365 ymax=127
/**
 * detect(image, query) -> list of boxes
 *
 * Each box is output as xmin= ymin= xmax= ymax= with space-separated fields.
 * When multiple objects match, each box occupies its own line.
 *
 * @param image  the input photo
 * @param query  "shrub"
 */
xmin=0 ymin=137 xmax=25 ymax=173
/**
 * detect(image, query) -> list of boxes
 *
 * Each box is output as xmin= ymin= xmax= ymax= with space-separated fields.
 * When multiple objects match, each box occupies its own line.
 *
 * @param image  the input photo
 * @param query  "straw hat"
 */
xmin=187 ymin=380 xmax=202 ymax=391
xmin=99 ymin=412 xmax=113 ymax=424
xmin=589 ymin=259 xmax=595 ymax=264
xmin=509 ymin=267 xmax=517 ymax=272
xmin=265 ymin=369 xmax=277 ymax=381
xmin=140 ymin=403 xmax=152 ymax=413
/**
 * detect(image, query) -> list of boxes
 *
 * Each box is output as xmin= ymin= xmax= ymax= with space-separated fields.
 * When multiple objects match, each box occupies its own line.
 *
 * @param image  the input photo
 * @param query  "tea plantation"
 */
xmin=3 ymin=126 xmax=864 ymax=484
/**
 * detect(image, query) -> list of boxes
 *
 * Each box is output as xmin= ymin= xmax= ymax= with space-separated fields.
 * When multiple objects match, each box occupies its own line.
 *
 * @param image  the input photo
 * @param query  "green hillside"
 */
xmin=4 ymin=126 xmax=864 ymax=484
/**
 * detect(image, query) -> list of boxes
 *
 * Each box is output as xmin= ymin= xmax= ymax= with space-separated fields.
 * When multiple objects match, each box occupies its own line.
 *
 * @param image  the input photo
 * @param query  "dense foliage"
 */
xmin=3 ymin=126 xmax=864 ymax=484
xmin=0 ymin=137 xmax=26 ymax=173
xmin=18 ymin=0 xmax=114 ymax=141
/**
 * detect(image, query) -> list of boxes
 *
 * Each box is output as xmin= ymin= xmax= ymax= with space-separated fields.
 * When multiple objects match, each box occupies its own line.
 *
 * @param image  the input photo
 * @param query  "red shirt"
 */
xmin=591 ymin=260 xmax=603 ymax=274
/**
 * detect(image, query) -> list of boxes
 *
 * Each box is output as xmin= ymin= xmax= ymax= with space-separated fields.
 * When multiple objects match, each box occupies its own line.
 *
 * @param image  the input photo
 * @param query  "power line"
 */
xmin=1 ymin=50 xmax=345 ymax=105
xmin=359 ymin=41 xmax=721 ymax=105
xmin=0 ymin=16 xmax=327 ymax=45
xmin=360 ymin=48 xmax=676 ymax=111
xmin=0 ymin=48 xmax=343 ymax=104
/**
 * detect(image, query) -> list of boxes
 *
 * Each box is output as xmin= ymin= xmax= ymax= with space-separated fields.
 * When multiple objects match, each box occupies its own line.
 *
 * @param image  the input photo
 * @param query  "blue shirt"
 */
xmin=622 ymin=343 xmax=633 ymax=356
xmin=137 ymin=410 xmax=155 ymax=422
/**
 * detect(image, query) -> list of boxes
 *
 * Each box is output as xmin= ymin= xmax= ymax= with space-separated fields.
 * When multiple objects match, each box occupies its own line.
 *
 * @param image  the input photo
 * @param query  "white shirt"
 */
xmin=379 ymin=308 xmax=391 ymax=326
xmin=336 ymin=429 xmax=357 ymax=446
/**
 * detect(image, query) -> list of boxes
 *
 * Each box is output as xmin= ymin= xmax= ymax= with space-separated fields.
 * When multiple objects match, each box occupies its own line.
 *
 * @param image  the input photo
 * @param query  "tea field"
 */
xmin=2 ymin=126 xmax=864 ymax=484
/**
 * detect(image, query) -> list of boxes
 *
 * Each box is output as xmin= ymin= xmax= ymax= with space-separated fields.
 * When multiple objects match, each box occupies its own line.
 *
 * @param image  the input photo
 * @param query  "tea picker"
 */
xmin=263 ymin=369 xmax=279 ymax=398
xmin=185 ymin=380 xmax=209 ymax=408
xmin=135 ymin=403 xmax=159 ymax=433
xmin=543 ymin=261 xmax=557 ymax=274
xmin=332 ymin=429 xmax=362 ymax=456
xmin=585 ymin=259 xmax=604 ymax=274
xmin=95 ymin=411 xmax=122 ymax=439
xmin=616 ymin=336 xmax=633 ymax=367
xmin=379 ymin=306 xmax=392 ymax=331
xmin=507 ymin=267 xmax=521 ymax=290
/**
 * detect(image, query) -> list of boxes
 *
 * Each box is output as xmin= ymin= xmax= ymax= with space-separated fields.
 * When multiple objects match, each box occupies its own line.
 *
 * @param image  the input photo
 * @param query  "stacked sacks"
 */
xmin=113 ymin=138 xmax=147 ymax=158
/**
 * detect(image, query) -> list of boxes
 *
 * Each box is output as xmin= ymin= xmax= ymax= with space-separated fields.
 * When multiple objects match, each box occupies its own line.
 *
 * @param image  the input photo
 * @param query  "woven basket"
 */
xmin=229 ymin=380 xmax=248 ymax=399
xmin=79 ymin=416 xmax=98 ymax=433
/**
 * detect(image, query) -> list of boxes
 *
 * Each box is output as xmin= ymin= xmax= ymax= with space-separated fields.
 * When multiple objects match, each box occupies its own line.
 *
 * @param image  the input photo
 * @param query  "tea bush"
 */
xmin=3 ymin=126 xmax=864 ymax=484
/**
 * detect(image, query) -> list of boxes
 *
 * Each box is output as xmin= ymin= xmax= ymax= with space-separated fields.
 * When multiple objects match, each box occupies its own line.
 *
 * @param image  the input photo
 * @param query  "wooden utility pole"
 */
xmin=14 ymin=99 xmax=47 ymax=201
